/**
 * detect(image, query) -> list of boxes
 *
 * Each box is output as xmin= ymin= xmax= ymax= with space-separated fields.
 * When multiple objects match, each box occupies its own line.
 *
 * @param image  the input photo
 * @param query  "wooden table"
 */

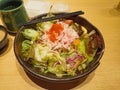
xmin=0 ymin=0 xmax=120 ymax=90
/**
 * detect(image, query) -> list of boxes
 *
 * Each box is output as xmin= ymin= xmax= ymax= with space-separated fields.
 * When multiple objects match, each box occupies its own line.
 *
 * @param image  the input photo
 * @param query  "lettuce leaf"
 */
xmin=22 ymin=40 xmax=34 ymax=60
xmin=22 ymin=29 xmax=40 ymax=40
xmin=37 ymin=21 xmax=53 ymax=31
xmin=77 ymin=39 xmax=86 ymax=55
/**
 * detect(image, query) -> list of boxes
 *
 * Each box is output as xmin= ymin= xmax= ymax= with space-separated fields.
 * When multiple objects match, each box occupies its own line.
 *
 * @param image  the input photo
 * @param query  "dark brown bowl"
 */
xmin=14 ymin=13 xmax=105 ymax=89
xmin=0 ymin=25 xmax=8 ymax=50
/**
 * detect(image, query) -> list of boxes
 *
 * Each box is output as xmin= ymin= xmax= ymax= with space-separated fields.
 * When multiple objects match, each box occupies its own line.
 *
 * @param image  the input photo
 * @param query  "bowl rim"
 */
xmin=14 ymin=13 xmax=105 ymax=83
xmin=0 ymin=25 xmax=8 ymax=49
xmin=0 ymin=25 xmax=7 ymax=42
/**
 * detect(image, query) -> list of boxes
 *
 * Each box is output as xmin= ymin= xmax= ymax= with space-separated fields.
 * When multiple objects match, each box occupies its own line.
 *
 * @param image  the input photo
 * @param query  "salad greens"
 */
xmin=21 ymin=17 xmax=102 ymax=77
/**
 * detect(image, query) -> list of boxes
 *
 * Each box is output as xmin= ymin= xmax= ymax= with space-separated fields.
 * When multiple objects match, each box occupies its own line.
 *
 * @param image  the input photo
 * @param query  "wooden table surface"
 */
xmin=0 ymin=0 xmax=120 ymax=90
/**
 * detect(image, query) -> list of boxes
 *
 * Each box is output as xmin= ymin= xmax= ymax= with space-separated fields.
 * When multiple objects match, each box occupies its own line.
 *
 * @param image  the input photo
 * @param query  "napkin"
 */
xmin=25 ymin=0 xmax=69 ymax=17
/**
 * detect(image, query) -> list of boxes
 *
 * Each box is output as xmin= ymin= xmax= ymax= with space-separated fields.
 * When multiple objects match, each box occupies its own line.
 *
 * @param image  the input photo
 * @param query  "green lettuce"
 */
xmin=22 ymin=40 xmax=34 ymax=60
xmin=37 ymin=21 xmax=53 ymax=31
xmin=22 ymin=29 xmax=40 ymax=40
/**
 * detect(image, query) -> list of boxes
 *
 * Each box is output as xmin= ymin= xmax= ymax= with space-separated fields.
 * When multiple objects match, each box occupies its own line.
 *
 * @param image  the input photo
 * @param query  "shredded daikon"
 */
xmin=42 ymin=21 xmax=79 ymax=50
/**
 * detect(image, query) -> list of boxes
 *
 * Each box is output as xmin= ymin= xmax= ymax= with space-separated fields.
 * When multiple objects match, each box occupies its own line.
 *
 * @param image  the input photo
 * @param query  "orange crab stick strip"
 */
xmin=63 ymin=19 xmax=73 ymax=25
xmin=73 ymin=38 xmax=80 ymax=46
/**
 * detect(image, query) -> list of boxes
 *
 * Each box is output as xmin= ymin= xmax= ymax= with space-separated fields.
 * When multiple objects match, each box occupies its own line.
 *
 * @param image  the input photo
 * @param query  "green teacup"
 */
xmin=0 ymin=0 xmax=29 ymax=34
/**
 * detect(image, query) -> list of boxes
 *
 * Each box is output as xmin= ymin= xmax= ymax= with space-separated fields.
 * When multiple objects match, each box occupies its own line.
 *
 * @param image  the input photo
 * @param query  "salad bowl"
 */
xmin=14 ymin=12 xmax=105 ymax=89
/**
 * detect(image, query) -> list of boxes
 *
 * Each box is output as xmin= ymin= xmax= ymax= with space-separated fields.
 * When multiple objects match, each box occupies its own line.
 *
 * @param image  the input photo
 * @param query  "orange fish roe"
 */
xmin=46 ymin=23 xmax=64 ymax=42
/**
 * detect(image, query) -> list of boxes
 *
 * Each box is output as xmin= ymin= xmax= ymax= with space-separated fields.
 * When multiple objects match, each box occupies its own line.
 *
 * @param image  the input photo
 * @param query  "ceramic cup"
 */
xmin=0 ymin=0 xmax=29 ymax=34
